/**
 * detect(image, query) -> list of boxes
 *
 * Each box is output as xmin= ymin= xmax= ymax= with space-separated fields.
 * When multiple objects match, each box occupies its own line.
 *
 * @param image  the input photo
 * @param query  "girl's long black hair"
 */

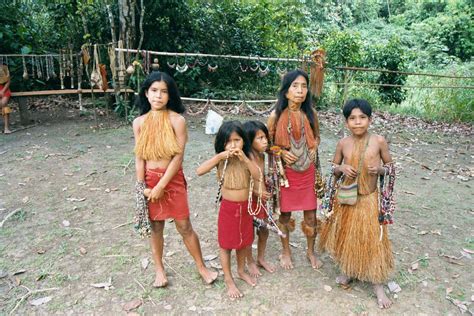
xmin=214 ymin=121 xmax=251 ymax=157
xmin=274 ymin=69 xmax=316 ymax=132
xmin=136 ymin=71 xmax=185 ymax=115
xmin=243 ymin=120 xmax=269 ymax=145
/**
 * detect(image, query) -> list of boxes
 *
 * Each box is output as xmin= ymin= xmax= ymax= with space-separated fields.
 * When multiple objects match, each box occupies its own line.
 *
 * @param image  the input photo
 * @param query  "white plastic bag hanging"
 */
xmin=205 ymin=110 xmax=223 ymax=135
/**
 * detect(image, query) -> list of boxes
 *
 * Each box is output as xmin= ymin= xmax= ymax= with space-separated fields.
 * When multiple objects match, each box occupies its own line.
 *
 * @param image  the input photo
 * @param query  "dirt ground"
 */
xmin=0 ymin=100 xmax=472 ymax=315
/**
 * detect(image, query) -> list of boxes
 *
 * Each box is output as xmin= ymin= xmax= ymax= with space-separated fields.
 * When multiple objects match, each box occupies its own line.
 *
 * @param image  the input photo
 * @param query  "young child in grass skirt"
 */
xmin=197 ymin=120 xmax=261 ymax=299
xmin=318 ymin=99 xmax=396 ymax=309
xmin=133 ymin=71 xmax=217 ymax=288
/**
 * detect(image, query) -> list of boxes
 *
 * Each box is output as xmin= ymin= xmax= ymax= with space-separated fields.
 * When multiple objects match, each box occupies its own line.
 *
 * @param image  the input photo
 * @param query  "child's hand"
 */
xmin=219 ymin=150 xmax=230 ymax=161
xmin=368 ymin=165 xmax=382 ymax=175
xmin=261 ymin=191 xmax=272 ymax=200
xmin=282 ymin=150 xmax=298 ymax=165
xmin=340 ymin=164 xmax=358 ymax=178
xmin=230 ymin=148 xmax=246 ymax=161
xmin=148 ymin=184 xmax=165 ymax=203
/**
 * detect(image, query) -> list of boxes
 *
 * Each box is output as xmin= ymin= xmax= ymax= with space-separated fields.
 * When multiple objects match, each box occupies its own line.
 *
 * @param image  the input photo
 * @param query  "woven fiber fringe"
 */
xmin=134 ymin=110 xmax=182 ymax=161
xmin=319 ymin=191 xmax=393 ymax=284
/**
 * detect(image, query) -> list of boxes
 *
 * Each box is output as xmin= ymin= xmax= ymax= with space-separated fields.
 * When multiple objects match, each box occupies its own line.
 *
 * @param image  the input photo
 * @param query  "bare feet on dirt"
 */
xmin=225 ymin=278 xmax=243 ymax=299
xmin=279 ymin=253 xmax=293 ymax=270
xmin=335 ymin=275 xmax=352 ymax=286
xmin=373 ymin=284 xmax=392 ymax=309
xmin=257 ymin=258 xmax=276 ymax=273
xmin=153 ymin=269 xmax=168 ymax=288
xmin=237 ymin=270 xmax=257 ymax=287
xmin=307 ymin=252 xmax=323 ymax=269
xmin=247 ymin=262 xmax=262 ymax=278
xmin=198 ymin=266 xmax=218 ymax=284
xmin=3 ymin=128 xmax=11 ymax=134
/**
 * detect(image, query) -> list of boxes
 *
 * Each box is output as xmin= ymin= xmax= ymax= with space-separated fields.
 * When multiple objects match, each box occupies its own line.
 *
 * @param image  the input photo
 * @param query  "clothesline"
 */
xmin=115 ymin=48 xmax=308 ymax=63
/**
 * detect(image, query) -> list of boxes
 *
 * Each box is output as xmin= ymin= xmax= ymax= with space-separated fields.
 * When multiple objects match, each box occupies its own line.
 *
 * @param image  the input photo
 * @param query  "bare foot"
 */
xmin=257 ymin=258 xmax=276 ymax=273
xmin=335 ymin=275 xmax=352 ymax=286
xmin=374 ymin=284 xmax=392 ymax=309
xmin=144 ymin=188 xmax=151 ymax=198
xmin=198 ymin=266 xmax=218 ymax=284
xmin=153 ymin=269 xmax=168 ymax=288
xmin=279 ymin=253 xmax=293 ymax=270
xmin=4 ymin=129 xmax=11 ymax=134
xmin=247 ymin=262 xmax=262 ymax=278
xmin=237 ymin=270 xmax=256 ymax=287
xmin=307 ymin=253 xmax=323 ymax=269
xmin=224 ymin=278 xmax=243 ymax=299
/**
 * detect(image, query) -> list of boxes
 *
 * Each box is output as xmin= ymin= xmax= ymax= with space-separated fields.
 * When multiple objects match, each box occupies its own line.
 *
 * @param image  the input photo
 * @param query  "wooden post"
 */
xmin=18 ymin=97 xmax=30 ymax=126
xmin=342 ymin=68 xmax=349 ymax=106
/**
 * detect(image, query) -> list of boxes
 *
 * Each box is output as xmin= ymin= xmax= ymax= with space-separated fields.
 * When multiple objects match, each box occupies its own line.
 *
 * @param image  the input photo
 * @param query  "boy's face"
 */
xmin=345 ymin=108 xmax=371 ymax=136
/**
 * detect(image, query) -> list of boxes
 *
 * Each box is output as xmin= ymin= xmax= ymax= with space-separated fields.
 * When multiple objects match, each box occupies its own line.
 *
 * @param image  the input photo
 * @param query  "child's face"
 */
xmin=285 ymin=75 xmax=308 ymax=105
xmin=345 ymin=108 xmax=371 ymax=136
xmin=252 ymin=130 xmax=268 ymax=153
xmin=225 ymin=132 xmax=244 ymax=151
xmin=146 ymin=80 xmax=169 ymax=111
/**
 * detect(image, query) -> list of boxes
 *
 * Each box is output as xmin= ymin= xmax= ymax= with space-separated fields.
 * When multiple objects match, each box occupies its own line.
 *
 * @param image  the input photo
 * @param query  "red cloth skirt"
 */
xmin=280 ymin=164 xmax=317 ymax=212
xmin=252 ymin=199 xmax=268 ymax=219
xmin=145 ymin=167 xmax=190 ymax=221
xmin=218 ymin=199 xmax=254 ymax=250
xmin=0 ymin=84 xmax=11 ymax=98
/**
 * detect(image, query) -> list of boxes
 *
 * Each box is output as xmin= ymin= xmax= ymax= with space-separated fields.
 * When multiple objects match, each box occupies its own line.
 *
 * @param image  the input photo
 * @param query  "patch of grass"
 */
xmin=352 ymin=302 xmax=367 ymax=314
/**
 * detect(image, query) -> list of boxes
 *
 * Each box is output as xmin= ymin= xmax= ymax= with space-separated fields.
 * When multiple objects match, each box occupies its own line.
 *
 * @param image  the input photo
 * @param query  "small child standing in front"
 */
xmin=197 ymin=120 xmax=261 ymax=299
xmin=243 ymin=120 xmax=276 ymax=276
xmin=319 ymin=99 xmax=396 ymax=309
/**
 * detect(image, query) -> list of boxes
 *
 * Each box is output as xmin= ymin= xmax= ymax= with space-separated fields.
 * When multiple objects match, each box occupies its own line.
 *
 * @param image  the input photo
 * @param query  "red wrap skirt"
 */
xmin=218 ymin=199 xmax=254 ymax=250
xmin=0 ymin=84 xmax=11 ymax=98
xmin=280 ymin=164 xmax=317 ymax=212
xmin=145 ymin=167 xmax=190 ymax=221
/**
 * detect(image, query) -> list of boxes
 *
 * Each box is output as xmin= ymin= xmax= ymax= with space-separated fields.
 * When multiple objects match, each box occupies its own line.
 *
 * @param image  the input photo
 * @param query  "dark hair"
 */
xmin=275 ymin=69 xmax=316 ymax=132
xmin=343 ymin=99 xmax=372 ymax=120
xmin=214 ymin=121 xmax=251 ymax=157
xmin=243 ymin=120 xmax=269 ymax=145
xmin=136 ymin=71 xmax=185 ymax=115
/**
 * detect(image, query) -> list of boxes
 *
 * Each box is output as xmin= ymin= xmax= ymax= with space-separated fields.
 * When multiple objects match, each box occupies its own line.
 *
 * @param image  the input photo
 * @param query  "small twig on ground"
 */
xmin=0 ymin=150 xmax=7 ymax=155
xmin=0 ymin=208 xmax=22 ymax=228
xmin=123 ymin=158 xmax=133 ymax=174
xmin=163 ymin=259 xmax=195 ymax=288
xmin=9 ymin=286 xmax=59 ymax=315
xmin=112 ymin=221 xmax=133 ymax=230
xmin=134 ymin=278 xmax=157 ymax=307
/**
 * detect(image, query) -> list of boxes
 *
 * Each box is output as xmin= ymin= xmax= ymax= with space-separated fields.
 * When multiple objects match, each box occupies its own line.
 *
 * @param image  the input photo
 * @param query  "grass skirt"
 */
xmin=319 ymin=191 xmax=394 ymax=283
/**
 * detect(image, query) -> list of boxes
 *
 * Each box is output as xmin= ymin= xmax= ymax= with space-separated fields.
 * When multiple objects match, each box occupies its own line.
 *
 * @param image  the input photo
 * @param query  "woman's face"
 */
xmin=285 ymin=75 xmax=308 ymax=105
xmin=146 ymin=80 xmax=169 ymax=111
xmin=252 ymin=129 xmax=268 ymax=153
xmin=225 ymin=131 xmax=244 ymax=151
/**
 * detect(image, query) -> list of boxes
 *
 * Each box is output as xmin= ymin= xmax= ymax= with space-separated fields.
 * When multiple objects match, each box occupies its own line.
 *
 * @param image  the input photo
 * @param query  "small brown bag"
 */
xmin=337 ymin=135 xmax=370 ymax=205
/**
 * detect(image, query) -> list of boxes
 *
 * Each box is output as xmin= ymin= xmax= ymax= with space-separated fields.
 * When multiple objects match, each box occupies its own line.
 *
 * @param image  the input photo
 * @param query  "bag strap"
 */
xmin=356 ymin=134 xmax=371 ymax=174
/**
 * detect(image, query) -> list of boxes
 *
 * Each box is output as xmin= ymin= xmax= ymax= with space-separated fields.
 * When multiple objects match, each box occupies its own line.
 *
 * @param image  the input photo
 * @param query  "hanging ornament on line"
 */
xmin=197 ymin=57 xmax=207 ymax=67
xmin=22 ymin=57 xmax=29 ymax=80
xmin=151 ymin=58 xmax=160 ymax=71
xmin=258 ymin=64 xmax=270 ymax=77
xmin=239 ymin=62 xmax=248 ymax=73
xmin=167 ymin=55 xmax=177 ymax=69
xmin=176 ymin=61 xmax=188 ymax=73
xmin=126 ymin=64 xmax=135 ymax=75
xmin=249 ymin=61 xmax=259 ymax=72
xmin=207 ymin=62 xmax=218 ymax=72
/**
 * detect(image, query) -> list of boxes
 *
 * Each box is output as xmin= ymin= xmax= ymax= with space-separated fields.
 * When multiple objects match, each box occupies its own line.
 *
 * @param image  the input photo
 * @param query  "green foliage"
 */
xmin=0 ymin=0 xmax=472 ymax=122
xmin=396 ymin=62 xmax=473 ymax=122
